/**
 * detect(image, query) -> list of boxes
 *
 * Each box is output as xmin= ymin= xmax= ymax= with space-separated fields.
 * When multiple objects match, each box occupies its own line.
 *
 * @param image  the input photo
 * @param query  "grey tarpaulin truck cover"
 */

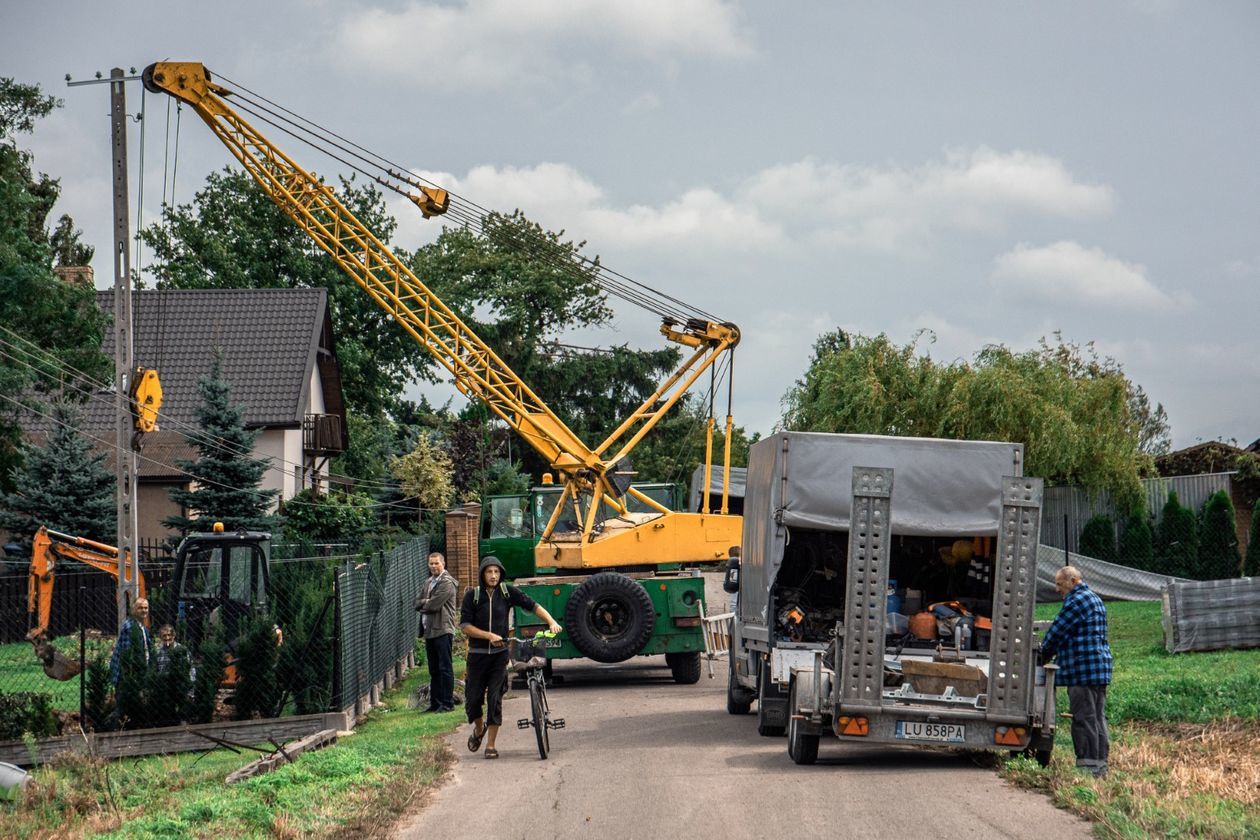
xmin=739 ymin=432 xmax=1024 ymax=628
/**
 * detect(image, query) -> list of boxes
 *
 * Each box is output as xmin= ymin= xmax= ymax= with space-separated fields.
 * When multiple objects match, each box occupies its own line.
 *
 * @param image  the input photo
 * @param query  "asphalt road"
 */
xmin=397 ymin=581 xmax=1092 ymax=840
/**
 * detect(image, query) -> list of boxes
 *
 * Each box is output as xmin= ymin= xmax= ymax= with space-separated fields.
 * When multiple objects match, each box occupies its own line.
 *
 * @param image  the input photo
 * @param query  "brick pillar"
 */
xmin=445 ymin=502 xmax=482 ymax=600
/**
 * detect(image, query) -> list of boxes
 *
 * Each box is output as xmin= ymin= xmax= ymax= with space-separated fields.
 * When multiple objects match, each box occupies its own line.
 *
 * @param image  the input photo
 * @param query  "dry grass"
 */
xmin=1112 ymin=718 xmax=1259 ymax=806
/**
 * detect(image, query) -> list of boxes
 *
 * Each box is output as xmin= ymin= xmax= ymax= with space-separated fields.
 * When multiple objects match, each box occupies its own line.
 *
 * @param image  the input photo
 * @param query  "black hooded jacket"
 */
xmin=459 ymin=582 xmax=537 ymax=655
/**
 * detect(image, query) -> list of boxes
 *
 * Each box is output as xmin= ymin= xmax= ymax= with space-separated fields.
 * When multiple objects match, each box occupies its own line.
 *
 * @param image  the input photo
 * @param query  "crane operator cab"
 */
xmin=172 ymin=524 xmax=273 ymax=654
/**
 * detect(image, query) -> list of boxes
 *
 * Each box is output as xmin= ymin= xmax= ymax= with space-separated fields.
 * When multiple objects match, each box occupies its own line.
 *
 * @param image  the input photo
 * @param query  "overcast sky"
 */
xmin=5 ymin=1 xmax=1258 ymax=450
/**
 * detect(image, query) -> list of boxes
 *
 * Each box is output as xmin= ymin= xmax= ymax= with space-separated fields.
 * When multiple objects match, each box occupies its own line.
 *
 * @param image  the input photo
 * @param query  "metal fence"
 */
xmin=0 ymin=536 xmax=427 ymax=742
xmin=334 ymin=537 xmax=426 ymax=715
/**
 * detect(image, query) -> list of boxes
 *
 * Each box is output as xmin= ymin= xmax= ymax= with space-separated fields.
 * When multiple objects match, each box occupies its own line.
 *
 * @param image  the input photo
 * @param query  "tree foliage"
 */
xmin=0 ymin=78 xmax=109 ymax=492
xmin=1246 ymin=500 xmax=1260 ymax=578
xmin=0 ymin=398 xmax=115 ymax=543
xmin=782 ymin=330 xmax=1154 ymax=510
xmin=1079 ymin=514 xmax=1117 ymax=562
xmin=164 ymin=352 xmax=280 ymax=534
xmin=1118 ymin=514 xmax=1154 ymax=571
xmin=140 ymin=168 xmax=430 ymax=418
xmin=390 ymin=434 xmax=455 ymax=513
xmin=1154 ymin=490 xmax=1197 ymax=577
xmin=281 ymin=488 xmax=376 ymax=545
xmin=1196 ymin=490 xmax=1241 ymax=580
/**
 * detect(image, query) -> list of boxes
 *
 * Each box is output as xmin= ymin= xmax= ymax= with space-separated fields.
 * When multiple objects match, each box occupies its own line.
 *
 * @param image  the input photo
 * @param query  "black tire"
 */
xmin=666 ymin=651 xmax=702 ymax=685
xmin=726 ymin=652 xmax=754 ymax=715
xmin=563 ymin=572 xmax=656 ymax=663
xmin=529 ymin=679 xmax=549 ymax=760
xmin=757 ymin=660 xmax=785 ymax=737
xmin=787 ymin=680 xmax=819 ymax=765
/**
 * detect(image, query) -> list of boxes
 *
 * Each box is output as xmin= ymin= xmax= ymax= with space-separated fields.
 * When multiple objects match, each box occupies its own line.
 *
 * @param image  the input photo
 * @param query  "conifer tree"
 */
xmin=1078 ymin=514 xmax=1117 ymax=562
xmin=164 ymin=352 xmax=279 ymax=534
xmin=1196 ymin=490 xmax=1241 ymax=580
xmin=1245 ymin=500 xmax=1260 ymax=578
xmin=1154 ymin=490 xmax=1197 ymax=577
xmin=0 ymin=397 xmax=114 ymax=542
xmin=1118 ymin=514 xmax=1154 ymax=571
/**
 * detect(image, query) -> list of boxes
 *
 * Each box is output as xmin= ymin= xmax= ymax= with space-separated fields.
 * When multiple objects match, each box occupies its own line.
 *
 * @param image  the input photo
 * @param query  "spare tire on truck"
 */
xmin=563 ymin=572 xmax=656 ymax=663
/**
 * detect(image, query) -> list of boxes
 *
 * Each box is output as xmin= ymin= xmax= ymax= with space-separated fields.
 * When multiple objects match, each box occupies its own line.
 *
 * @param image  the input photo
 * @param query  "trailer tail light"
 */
xmin=838 ymin=716 xmax=868 ymax=736
xmin=673 ymin=617 xmax=701 ymax=627
xmin=994 ymin=726 xmax=1028 ymax=746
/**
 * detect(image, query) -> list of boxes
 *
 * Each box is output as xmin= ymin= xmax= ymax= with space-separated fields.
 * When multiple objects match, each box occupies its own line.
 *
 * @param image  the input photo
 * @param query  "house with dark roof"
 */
xmin=26 ymin=289 xmax=348 ymax=541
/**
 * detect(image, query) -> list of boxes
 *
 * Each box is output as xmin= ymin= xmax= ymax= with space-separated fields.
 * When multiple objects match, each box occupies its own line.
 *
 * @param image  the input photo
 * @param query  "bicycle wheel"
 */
xmin=529 ymin=677 xmax=550 ymax=759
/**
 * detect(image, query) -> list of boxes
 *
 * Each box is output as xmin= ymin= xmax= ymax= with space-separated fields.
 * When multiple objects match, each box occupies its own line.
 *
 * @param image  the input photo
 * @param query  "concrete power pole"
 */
xmin=109 ymin=68 xmax=141 ymax=627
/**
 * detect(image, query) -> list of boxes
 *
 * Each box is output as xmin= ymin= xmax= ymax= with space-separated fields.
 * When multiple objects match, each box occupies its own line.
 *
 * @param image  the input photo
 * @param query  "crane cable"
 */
xmin=211 ymin=70 xmax=719 ymax=325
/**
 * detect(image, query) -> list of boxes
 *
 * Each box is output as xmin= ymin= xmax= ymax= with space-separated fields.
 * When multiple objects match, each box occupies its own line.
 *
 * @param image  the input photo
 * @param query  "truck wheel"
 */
xmin=666 ymin=651 xmax=702 ymax=684
xmin=757 ymin=660 xmax=785 ymax=737
xmin=787 ymin=680 xmax=819 ymax=765
xmin=563 ymin=572 xmax=656 ymax=663
xmin=727 ymin=653 xmax=753 ymax=715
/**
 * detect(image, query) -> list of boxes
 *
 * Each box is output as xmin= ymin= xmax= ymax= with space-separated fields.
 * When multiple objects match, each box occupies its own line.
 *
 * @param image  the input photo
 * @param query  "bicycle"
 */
xmin=505 ymin=630 xmax=565 ymax=759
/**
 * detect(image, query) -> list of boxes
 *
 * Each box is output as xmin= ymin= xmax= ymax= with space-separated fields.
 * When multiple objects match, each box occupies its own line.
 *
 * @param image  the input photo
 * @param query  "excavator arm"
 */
xmin=143 ymin=62 xmax=741 ymax=566
xmin=27 ymin=526 xmax=147 ymax=680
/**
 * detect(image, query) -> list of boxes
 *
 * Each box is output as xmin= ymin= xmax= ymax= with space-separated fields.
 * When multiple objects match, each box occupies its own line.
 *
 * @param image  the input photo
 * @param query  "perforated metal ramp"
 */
xmin=838 ymin=466 xmax=892 ymax=712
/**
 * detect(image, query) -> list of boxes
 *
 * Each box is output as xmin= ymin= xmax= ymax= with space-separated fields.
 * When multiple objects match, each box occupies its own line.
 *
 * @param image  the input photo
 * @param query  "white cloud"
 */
xmin=331 ymin=0 xmax=752 ymax=89
xmin=740 ymin=147 xmax=1114 ymax=252
xmin=991 ymin=241 xmax=1180 ymax=309
xmin=390 ymin=147 xmax=1113 ymax=257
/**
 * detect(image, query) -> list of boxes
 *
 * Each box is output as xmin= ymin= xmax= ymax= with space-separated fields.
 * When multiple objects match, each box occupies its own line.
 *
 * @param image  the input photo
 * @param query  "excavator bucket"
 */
xmin=27 ymin=631 xmax=81 ymax=681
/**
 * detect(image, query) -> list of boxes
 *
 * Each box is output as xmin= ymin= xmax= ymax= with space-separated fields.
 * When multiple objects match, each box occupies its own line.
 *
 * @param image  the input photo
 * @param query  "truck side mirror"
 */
xmin=722 ymin=556 xmax=740 ymax=593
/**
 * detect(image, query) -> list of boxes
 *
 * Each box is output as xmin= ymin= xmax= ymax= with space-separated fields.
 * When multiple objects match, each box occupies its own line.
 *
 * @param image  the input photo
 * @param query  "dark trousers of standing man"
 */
xmin=1067 ymin=684 xmax=1110 ymax=776
xmin=424 ymin=633 xmax=454 ymax=710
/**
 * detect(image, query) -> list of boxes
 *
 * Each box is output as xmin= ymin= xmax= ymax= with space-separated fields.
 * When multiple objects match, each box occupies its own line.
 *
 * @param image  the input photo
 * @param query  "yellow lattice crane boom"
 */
xmin=143 ymin=62 xmax=740 ymax=569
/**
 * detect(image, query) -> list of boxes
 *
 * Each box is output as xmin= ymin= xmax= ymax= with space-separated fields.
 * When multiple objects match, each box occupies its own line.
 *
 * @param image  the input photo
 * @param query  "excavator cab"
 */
xmin=172 ymin=526 xmax=272 ymax=651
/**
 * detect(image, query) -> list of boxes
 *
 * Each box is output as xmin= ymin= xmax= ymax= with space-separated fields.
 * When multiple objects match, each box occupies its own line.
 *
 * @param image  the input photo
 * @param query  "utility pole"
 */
xmin=110 ymin=68 xmax=141 ymax=627
xmin=69 ymin=68 xmax=150 ymax=627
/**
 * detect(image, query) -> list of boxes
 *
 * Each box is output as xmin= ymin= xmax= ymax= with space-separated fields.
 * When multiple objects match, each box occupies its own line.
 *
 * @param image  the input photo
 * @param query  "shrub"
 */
xmin=82 ymin=655 xmax=114 ymax=733
xmin=233 ymin=614 xmax=281 ymax=720
xmin=0 ymin=690 xmax=57 ymax=740
xmin=1247 ymin=500 xmax=1260 ymax=577
xmin=1195 ymin=490 xmax=1241 ymax=580
xmin=113 ymin=623 xmax=150 ymax=729
xmin=186 ymin=629 xmax=226 ymax=724
xmin=1155 ymin=490 xmax=1197 ymax=577
xmin=1118 ymin=514 xmax=1154 ymax=571
xmin=1078 ymin=514 xmax=1117 ymax=561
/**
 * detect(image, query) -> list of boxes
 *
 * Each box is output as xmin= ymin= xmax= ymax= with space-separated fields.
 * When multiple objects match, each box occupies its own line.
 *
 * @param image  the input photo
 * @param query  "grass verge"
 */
xmin=1001 ymin=600 xmax=1260 ymax=839
xmin=0 ymin=661 xmax=462 ymax=839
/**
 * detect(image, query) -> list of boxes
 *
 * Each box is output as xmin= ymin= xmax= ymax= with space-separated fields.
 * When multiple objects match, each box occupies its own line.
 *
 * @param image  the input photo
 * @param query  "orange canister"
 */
xmin=909 ymin=611 xmax=937 ymax=640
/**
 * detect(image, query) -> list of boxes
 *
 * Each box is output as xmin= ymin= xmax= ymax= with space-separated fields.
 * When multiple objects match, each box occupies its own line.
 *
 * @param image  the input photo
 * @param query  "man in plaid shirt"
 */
xmin=1041 ymin=566 xmax=1112 ymax=777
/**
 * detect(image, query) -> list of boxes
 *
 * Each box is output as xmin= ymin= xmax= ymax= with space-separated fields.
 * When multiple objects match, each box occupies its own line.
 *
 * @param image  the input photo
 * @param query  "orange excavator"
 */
xmin=26 ymin=526 xmax=147 ymax=680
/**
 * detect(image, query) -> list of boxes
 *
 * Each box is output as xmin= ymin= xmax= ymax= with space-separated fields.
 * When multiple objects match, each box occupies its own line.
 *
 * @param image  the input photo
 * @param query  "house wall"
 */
xmin=138 ymin=483 xmax=182 ymax=542
xmin=253 ymin=428 xmax=300 ymax=505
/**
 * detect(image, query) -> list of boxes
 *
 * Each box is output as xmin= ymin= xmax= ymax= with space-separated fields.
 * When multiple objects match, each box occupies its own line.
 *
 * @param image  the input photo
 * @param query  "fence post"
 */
xmin=1063 ymin=514 xmax=1070 ymax=566
xmin=332 ymin=569 xmax=342 ymax=714
xmin=79 ymin=584 xmax=87 ymax=724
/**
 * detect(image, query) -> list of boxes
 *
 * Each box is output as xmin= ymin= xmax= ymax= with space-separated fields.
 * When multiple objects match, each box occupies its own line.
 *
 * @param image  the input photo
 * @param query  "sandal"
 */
xmin=484 ymin=747 xmax=499 ymax=759
xmin=467 ymin=723 xmax=486 ymax=753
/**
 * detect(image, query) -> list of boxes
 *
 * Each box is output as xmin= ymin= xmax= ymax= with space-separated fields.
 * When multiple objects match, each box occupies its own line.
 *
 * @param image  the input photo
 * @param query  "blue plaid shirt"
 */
xmin=1041 ymin=582 xmax=1112 ymax=686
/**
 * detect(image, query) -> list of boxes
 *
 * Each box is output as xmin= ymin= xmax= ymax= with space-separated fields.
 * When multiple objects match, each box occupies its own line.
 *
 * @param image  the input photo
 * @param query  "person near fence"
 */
xmin=109 ymin=597 xmax=152 ymax=685
xmin=460 ymin=555 xmax=562 ymax=759
xmin=1041 ymin=565 xmax=1112 ymax=777
xmin=416 ymin=551 xmax=459 ymax=712
xmin=154 ymin=624 xmax=196 ymax=684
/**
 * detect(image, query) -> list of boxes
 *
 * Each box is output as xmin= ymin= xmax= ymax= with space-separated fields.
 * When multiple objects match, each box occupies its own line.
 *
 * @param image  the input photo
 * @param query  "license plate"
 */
xmin=895 ymin=720 xmax=965 ymax=743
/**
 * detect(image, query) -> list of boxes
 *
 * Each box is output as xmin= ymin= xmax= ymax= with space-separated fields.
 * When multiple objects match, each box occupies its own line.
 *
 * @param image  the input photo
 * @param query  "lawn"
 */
xmin=0 ymin=637 xmax=115 ymax=712
xmin=1001 ymin=600 xmax=1260 ymax=838
xmin=0 ymin=653 xmax=464 ymax=839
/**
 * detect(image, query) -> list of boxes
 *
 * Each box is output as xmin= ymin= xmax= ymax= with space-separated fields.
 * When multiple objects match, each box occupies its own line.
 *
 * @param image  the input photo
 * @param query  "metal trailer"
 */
xmin=726 ymin=432 xmax=1056 ymax=764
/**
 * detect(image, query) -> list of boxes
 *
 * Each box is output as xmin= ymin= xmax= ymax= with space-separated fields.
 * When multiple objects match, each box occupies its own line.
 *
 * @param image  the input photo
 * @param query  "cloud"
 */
xmin=331 ymin=0 xmax=752 ymax=89
xmin=390 ymin=147 xmax=1114 ymax=258
xmin=991 ymin=241 xmax=1180 ymax=309
xmin=741 ymin=148 xmax=1115 ymax=252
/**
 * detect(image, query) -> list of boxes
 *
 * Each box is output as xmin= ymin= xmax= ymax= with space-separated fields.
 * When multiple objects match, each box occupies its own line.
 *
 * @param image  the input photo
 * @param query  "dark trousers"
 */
xmin=464 ymin=651 xmax=508 ymax=726
xmin=1067 ymin=684 xmax=1110 ymax=774
xmin=424 ymin=633 xmax=454 ymax=709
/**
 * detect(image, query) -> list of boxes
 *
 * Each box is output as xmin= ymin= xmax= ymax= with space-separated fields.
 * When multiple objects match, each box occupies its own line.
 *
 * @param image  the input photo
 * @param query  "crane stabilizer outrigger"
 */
xmin=142 ymin=61 xmax=741 ymax=570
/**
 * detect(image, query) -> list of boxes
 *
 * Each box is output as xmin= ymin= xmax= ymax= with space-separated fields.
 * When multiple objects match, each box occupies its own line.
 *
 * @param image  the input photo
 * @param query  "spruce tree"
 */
xmin=1078 ymin=514 xmax=1117 ymax=561
xmin=1245 ymin=500 xmax=1260 ymax=578
xmin=164 ymin=351 xmax=279 ymax=534
xmin=0 ymin=397 xmax=115 ymax=542
xmin=1196 ymin=490 xmax=1241 ymax=580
